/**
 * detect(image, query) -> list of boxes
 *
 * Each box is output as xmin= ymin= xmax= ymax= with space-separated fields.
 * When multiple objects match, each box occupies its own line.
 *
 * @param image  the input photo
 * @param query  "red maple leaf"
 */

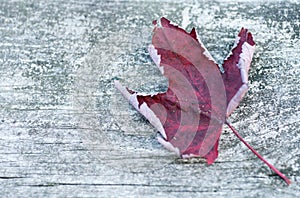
xmin=115 ymin=17 xmax=291 ymax=184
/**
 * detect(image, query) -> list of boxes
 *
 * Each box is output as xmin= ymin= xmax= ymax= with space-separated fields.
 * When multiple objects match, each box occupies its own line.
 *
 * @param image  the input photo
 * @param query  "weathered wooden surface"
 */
xmin=0 ymin=0 xmax=299 ymax=197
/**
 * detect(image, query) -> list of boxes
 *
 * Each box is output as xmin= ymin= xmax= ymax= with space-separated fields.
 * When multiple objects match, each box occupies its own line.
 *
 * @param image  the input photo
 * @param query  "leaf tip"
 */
xmin=239 ymin=27 xmax=255 ymax=46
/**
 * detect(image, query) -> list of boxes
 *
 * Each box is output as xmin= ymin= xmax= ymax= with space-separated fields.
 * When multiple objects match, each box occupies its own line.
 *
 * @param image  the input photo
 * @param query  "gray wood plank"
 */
xmin=0 ymin=0 xmax=299 ymax=197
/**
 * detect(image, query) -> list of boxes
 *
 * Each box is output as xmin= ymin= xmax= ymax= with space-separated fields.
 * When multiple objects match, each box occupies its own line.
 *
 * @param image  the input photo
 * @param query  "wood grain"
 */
xmin=0 ymin=0 xmax=299 ymax=197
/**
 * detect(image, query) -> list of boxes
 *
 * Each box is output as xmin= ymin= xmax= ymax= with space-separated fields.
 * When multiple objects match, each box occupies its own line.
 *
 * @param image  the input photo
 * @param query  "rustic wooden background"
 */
xmin=0 ymin=0 xmax=299 ymax=197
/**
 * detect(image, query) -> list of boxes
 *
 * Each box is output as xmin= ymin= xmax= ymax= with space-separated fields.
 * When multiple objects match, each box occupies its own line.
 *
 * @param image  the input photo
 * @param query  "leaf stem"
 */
xmin=225 ymin=120 xmax=291 ymax=185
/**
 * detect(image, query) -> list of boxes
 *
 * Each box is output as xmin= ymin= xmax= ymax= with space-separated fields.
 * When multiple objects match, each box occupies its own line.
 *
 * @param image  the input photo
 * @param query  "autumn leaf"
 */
xmin=115 ymin=17 xmax=291 ymax=185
